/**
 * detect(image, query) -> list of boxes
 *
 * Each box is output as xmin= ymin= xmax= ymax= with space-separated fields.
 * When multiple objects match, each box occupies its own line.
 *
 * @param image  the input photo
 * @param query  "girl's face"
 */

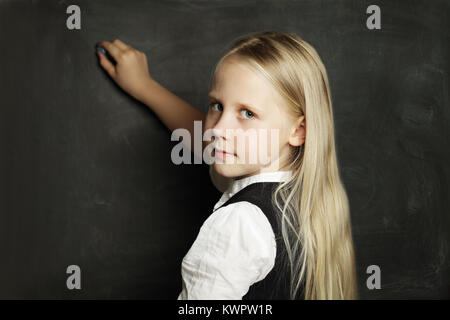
xmin=204 ymin=56 xmax=305 ymax=179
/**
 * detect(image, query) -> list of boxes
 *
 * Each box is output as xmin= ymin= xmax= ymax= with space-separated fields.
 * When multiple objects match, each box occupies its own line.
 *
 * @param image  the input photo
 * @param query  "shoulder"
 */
xmin=180 ymin=200 xmax=277 ymax=298
xmin=208 ymin=201 xmax=272 ymax=228
xmin=203 ymin=201 xmax=276 ymax=254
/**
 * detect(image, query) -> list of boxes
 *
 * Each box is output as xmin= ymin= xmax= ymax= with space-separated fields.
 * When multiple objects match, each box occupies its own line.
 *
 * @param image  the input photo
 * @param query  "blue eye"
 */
xmin=210 ymin=102 xmax=222 ymax=112
xmin=241 ymin=109 xmax=254 ymax=119
xmin=209 ymin=101 xmax=255 ymax=120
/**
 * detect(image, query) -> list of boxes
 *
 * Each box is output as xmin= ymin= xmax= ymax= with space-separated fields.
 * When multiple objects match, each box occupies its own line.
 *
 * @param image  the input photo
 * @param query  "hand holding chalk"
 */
xmin=96 ymin=39 xmax=153 ymax=101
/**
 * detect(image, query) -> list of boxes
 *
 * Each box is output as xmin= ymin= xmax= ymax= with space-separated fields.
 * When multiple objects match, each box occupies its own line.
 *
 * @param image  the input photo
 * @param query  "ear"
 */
xmin=288 ymin=115 xmax=306 ymax=147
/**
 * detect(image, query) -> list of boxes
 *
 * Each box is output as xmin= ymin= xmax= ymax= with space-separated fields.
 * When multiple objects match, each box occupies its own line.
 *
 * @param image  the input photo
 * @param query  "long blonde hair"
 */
xmin=214 ymin=31 xmax=358 ymax=299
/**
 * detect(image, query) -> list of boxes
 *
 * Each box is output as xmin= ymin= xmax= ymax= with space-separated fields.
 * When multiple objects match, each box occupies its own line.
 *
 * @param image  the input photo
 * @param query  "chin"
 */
xmin=213 ymin=162 xmax=260 ymax=179
xmin=212 ymin=162 xmax=237 ymax=178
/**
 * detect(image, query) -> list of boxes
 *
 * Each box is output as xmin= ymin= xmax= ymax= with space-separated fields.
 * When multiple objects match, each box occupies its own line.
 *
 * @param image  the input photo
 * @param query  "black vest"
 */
xmin=213 ymin=181 xmax=305 ymax=300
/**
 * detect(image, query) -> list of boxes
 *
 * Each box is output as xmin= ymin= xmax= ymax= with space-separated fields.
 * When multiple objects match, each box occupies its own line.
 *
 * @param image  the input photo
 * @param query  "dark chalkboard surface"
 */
xmin=0 ymin=0 xmax=448 ymax=299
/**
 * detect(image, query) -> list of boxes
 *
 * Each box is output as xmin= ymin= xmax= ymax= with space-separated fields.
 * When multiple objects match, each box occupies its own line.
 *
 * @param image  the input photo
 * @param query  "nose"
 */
xmin=212 ymin=111 xmax=234 ymax=141
xmin=211 ymin=112 xmax=238 ymax=150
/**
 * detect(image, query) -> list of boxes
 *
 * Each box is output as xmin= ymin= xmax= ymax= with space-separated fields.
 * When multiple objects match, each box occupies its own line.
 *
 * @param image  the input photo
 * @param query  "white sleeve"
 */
xmin=177 ymin=201 xmax=276 ymax=300
xmin=209 ymin=164 xmax=233 ymax=193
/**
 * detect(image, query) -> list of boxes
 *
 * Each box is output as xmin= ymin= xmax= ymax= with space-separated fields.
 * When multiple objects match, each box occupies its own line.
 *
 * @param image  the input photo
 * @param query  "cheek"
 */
xmin=205 ymin=112 xmax=221 ymax=132
xmin=203 ymin=115 xmax=216 ymax=148
xmin=234 ymin=129 xmax=275 ymax=161
xmin=205 ymin=110 xmax=214 ymax=125
xmin=260 ymin=126 xmax=283 ymax=160
xmin=261 ymin=128 xmax=278 ymax=157
xmin=203 ymin=115 xmax=211 ymax=132
xmin=204 ymin=114 xmax=218 ymax=135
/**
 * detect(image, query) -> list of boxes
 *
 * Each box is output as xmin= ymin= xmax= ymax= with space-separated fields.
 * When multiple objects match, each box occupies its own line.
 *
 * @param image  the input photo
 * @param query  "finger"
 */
xmin=97 ymin=50 xmax=116 ymax=78
xmin=113 ymin=39 xmax=131 ymax=51
xmin=98 ymin=41 xmax=123 ymax=61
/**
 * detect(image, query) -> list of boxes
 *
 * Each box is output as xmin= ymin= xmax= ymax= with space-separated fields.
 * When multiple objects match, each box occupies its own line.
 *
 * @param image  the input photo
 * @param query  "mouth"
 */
xmin=214 ymin=148 xmax=236 ymax=159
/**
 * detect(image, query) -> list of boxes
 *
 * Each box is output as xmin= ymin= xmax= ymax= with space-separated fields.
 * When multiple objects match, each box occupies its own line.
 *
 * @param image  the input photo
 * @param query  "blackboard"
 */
xmin=0 ymin=0 xmax=448 ymax=299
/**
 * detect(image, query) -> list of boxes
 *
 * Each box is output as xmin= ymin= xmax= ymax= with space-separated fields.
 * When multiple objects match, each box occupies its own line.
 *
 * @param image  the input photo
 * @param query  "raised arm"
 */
xmin=96 ymin=39 xmax=206 ymax=152
xmin=138 ymin=78 xmax=206 ymax=134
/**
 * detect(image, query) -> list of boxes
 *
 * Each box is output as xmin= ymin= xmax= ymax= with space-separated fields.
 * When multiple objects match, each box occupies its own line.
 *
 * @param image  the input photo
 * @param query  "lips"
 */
xmin=214 ymin=148 xmax=235 ymax=156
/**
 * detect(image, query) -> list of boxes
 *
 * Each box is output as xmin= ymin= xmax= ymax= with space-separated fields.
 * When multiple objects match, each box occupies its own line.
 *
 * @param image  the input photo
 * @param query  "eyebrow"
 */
xmin=208 ymin=93 xmax=263 ymax=114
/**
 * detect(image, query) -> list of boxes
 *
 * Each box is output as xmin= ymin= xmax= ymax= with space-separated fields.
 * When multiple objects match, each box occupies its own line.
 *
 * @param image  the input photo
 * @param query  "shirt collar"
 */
xmin=213 ymin=170 xmax=293 ymax=211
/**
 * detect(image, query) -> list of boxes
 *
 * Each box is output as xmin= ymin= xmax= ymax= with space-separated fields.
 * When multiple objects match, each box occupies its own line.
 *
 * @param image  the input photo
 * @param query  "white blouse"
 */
xmin=177 ymin=165 xmax=293 ymax=300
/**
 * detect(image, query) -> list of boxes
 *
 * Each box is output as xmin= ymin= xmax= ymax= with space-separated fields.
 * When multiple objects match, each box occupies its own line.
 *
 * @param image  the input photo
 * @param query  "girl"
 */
xmin=96 ymin=31 xmax=358 ymax=300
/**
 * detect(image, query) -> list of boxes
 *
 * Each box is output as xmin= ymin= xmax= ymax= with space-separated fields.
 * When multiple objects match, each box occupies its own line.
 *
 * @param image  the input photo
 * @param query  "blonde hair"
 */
xmin=214 ymin=31 xmax=358 ymax=299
